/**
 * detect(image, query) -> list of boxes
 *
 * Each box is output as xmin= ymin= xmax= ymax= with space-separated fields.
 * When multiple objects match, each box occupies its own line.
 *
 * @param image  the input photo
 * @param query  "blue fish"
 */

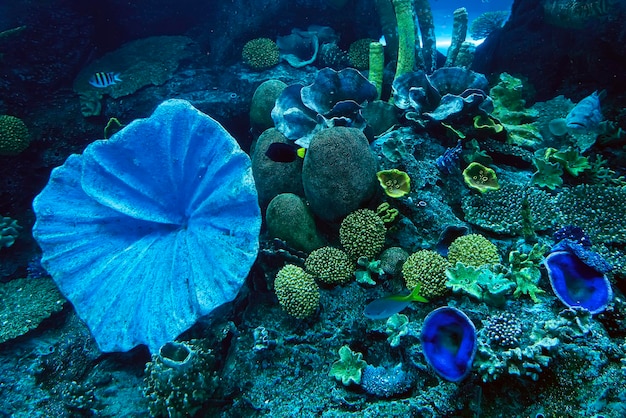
xmin=363 ymin=284 xmax=428 ymax=320
xmin=565 ymin=90 xmax=604 ymax=132
xmin=89 ymin=72 xmax=122 ymax=88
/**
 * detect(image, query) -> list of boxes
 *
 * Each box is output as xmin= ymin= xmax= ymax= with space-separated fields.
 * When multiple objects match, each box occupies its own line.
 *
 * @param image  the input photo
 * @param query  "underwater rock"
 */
xmin=545 ymin=250 xmax=613 ymax=314
xmin=251 ymin=128 xmax=304 ymax=207
xmin=32 ymin=99 xmax=261 ymax=352
xmin=302 ymin=127 xmax=378 ymax=221
xmin=266 ymin=193 xmax=325 ymax=253
xmin=250 ymin=79 xmax=287 ymax=133
xmin=421 ymin=306 xmax=477 ymax=382
xmin=360 ymin=364 xmax=412 ymax=398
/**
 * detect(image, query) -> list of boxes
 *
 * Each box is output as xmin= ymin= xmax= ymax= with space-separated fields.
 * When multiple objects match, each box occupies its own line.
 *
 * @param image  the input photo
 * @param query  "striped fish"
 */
xmin=89 ymin=72 xmax=122 ymax=88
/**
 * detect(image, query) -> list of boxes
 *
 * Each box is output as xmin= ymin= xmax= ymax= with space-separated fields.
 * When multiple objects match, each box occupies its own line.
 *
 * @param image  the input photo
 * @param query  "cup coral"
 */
xmin=32 ymin=99 xmax=261 ymax=352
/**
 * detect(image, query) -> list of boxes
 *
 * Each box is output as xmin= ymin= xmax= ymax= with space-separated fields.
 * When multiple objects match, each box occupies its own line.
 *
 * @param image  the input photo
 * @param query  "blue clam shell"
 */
xmin=421 ymin=306 xmax=477 ymax=382
xmin=545 ymin=250 xmax=613 ymax=314
xmin=32 ymin=99 xmax=261 ymax=353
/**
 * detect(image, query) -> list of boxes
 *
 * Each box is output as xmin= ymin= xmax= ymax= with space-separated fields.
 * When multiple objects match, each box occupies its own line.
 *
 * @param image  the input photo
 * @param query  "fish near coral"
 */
xmin=566 ymin=90 xmax=604 ymax=131
xmin=89 ymin=71 xmax=122 ymax=88
xmin=364 ymin=284 xmax=428 ymax=319
xmin=549 ymin=91 xmax=605 ymax=136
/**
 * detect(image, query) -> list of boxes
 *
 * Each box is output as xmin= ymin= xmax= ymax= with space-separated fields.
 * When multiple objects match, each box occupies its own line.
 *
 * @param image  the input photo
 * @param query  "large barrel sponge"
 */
xmin=302 ymin=127 xmax=378 ymax=221
xmin=251 ymin=128 xmax=304 ymax=208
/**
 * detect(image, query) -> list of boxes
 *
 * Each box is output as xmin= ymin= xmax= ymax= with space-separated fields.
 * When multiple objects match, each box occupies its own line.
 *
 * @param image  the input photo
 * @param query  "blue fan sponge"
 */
xmin=32 ymin=99 xmax=261 ymax=353
xmin=421 ymin=306 xmax=477 ymax=382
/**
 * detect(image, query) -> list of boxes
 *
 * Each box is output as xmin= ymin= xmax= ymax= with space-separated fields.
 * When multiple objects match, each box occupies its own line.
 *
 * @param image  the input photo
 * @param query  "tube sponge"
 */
xmin=32 ymin=99 xmax=261 ymax=352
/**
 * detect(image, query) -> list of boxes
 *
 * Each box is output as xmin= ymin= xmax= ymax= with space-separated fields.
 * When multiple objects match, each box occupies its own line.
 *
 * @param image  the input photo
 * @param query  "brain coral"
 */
xmin=242 ymin=38 xmax=280 ymax=70
xmin=447 ymin=234 xmax=501 ymax=268
xmin=274 ymin=264 xmax=320 ymax=319
xmin=339 ymin=209 xmax=386 ymax=260
xmin=305 ymin=246 xmax=354 ymax=285
xmin=303 ymin=127 xmax=379 ymax=221
xmin=0 ymin=115 xmax=29 ymax=155
xmin=32 ymin=99 xmax=261 ymax=352
xmin=402 ymin=250 xmax=451 ymax=299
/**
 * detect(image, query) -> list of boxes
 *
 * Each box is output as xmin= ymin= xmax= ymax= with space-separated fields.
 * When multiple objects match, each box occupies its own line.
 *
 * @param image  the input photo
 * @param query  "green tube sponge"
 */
xmin=414 ymin=0 xmax=437 ymax=73
xmin=392 ymin=0 xmax=416 ymax=83
xmin=445 ymin=8 xmax=468 ymax=67
xmin=368 ymin=41 xmax=385 ymax=100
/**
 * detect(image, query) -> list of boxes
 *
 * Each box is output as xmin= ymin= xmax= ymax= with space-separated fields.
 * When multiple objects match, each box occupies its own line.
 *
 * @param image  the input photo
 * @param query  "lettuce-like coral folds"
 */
xmin=32 ymin=99 xmax=261 ymax=353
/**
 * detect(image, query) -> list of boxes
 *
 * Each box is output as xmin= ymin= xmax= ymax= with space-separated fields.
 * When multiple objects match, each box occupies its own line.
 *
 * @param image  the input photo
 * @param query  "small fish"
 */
xmin=364 ymin=284 xmax=428 ymax=320
xmin=565 ymin=90 xmax=604 ymax=131
xmin=378 ymin=35 xmax=386 ymax=47
xmin=89 ymin=72 xmax=122 ymax=88
xmin=265 ymin=142 xmax=306 ymax=163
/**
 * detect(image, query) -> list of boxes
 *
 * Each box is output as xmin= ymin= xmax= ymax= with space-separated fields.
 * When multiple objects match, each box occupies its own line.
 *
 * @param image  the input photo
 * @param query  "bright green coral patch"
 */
xmin=377 ymin=169 xmax=411 ymax=198
xmin=329 ymin=345 xmax=368 ymax=386
xmin=462 ymin=162 xmax=500 ymax=193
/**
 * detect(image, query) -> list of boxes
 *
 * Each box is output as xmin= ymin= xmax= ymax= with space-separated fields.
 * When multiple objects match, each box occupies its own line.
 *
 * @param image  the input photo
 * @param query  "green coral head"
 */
xmin=328 ymin=345 xmax=367 ymax=386
xmin=377 ymin=169 xmax=411 ymax=198
xmin=462 ymin=162 xmax=500 ymax=193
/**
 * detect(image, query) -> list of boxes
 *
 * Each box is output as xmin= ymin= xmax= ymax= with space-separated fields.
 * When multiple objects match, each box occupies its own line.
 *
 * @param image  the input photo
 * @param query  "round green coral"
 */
xmin=242 ymin=38 xmax=280 ymax=70
xmin=274 ymin=264 xmax=320 ymax=319
xmin=305 ymin=246 xmax=354 ymax=286
xmin=402 ymin=250 xmax=451 ymax=299
xmin=348 ymin=38 xmax=375 ymax=69
xmin=447 ymin=234 xmax=501 ymax=268
xmin=0 ymin=115 xmax=29 ymax=156
xmin=339 ymin=209 xmax=386 ymax=260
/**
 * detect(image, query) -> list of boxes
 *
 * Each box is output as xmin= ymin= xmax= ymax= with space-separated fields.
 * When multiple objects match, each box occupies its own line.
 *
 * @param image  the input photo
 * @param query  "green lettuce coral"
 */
xmin=445 ymin=262 xmax=515 ymax=307
xmin=329 ymin=345 xmax=368 ymax=385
